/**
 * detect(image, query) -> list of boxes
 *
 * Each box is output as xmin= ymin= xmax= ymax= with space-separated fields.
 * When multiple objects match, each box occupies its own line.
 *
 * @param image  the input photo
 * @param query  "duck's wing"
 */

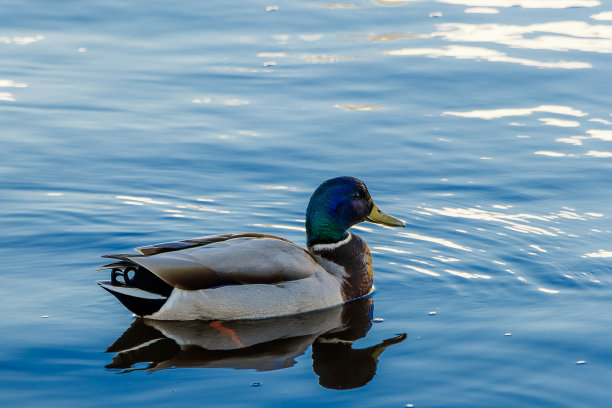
xmin=133 ymin=233 xmax=293 ymax=256
xmin=103 ymin=233 xmax=321 ymax=290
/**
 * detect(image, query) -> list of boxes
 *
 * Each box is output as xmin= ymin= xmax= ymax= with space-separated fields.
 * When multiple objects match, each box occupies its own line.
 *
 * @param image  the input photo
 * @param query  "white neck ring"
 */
xmin=309 ymin=233 xmax=352 ymax=251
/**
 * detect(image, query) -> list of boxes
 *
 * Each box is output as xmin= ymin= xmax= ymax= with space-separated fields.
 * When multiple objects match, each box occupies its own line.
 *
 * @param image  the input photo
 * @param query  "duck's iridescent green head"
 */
xmin=306 ymin=177 xmax=405 ymax=247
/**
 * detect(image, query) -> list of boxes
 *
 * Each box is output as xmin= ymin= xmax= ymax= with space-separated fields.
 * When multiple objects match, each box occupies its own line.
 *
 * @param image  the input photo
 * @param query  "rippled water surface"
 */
xmin=2 ymin=1 xmax=612 ymax=407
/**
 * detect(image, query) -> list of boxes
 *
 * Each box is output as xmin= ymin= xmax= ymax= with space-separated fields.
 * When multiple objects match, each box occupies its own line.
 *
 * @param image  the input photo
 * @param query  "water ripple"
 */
xmin=433 ymin=0 xmax=601 ymax=9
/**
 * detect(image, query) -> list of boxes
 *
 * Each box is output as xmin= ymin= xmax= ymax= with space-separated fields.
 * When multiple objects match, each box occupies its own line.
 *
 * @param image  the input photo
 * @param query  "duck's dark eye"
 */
xmin=352 ymin=192 xmax=361 ymax=199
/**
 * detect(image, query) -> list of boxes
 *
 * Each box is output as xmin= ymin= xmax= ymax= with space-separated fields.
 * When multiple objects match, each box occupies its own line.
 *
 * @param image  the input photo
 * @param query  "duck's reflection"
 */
xmin=105 ymin=297 xmax=406 ymax=389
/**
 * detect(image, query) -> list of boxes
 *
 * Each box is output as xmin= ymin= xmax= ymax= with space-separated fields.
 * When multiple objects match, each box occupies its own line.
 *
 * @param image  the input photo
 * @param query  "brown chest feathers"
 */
xmin=309 ymin=233 xmax=373 ymax=301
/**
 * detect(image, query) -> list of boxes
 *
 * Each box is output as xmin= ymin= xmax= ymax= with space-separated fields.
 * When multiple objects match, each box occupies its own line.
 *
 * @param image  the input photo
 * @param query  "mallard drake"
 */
xmin=99 ymin=176 xmax=405 ymax=320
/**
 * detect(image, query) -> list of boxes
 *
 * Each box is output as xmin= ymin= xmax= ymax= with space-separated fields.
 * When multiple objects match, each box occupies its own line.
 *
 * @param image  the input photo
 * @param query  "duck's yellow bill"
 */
xmin=366 ymin=203 xmax=406 ymax=228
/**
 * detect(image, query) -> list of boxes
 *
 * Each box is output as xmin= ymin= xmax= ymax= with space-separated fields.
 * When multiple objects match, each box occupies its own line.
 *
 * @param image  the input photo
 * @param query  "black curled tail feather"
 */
xmin=98 ymin=262 xmax=173 ymax=316
xmin=109 ymin=263 xmax=173 ymax=297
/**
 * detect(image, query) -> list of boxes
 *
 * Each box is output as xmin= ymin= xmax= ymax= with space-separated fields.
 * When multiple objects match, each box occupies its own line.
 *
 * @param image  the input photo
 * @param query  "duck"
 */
xmin=98 ymin=176 xmax=405 ymax=321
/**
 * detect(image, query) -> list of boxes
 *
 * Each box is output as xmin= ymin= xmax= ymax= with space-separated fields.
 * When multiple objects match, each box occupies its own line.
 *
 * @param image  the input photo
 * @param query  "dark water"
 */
xmin=2 ymin=1 xmax=612 ymax=407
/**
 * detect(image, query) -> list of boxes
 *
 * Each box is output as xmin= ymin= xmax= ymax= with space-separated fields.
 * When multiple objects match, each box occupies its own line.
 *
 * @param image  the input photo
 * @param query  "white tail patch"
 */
xmin=98 ymin=281 xmax=167 ymax=300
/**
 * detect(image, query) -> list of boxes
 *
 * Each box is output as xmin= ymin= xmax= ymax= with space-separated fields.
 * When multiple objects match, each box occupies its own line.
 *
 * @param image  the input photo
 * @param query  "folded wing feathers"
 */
xmin=134 ymin=233 xmax=292 ymax=256
xmin=101 ymin=233 xmax=319 ymax=291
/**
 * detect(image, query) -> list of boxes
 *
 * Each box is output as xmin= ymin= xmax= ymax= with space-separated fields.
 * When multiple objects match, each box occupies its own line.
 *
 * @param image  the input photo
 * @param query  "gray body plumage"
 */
xmin=100 ymin=233 xmax=358 ymax=320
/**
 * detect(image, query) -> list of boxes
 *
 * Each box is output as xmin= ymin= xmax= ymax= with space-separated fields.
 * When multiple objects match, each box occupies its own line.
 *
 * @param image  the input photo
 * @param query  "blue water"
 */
xmin=2 ymin=0 xmax=612 ymax=406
